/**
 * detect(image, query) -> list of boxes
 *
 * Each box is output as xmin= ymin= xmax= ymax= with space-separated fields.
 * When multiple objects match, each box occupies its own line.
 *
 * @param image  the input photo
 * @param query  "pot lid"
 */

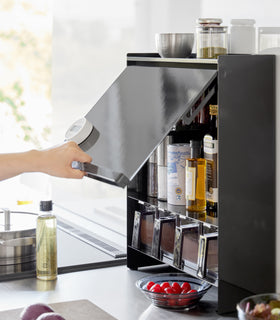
xmin=0 ymin=210 xmax=37 ymax=232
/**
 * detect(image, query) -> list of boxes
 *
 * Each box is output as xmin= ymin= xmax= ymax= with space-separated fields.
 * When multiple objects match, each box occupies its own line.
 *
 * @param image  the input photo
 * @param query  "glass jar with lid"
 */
xmin=196 ymin=18 xmax=228 ymax=59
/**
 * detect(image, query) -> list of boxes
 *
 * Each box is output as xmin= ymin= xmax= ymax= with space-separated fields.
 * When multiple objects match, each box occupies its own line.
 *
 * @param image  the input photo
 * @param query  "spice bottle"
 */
xmin=147 ymin=151 xmax=158 ymax=198
xmin=36 ymin=200 xmax=57 ymax=280
xmin=157 ymin=135 xmax=172 ymax=201
xmin=196 ymin=18 xmax=228 ymax=59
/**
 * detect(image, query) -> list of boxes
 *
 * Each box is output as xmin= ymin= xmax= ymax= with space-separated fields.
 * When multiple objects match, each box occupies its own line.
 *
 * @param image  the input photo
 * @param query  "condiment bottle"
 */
xmin=147 ymin=150 xmax=158 ymax=198
xmin=196 ymin=18 xmax=228 ymax=59
xmin=167 ymin=143 xmax=191 ymax=206
xmin=36 ymin=200 xmax=57 ymax=280
xmin=230 ymin=19 xmax=256 ymax=54
xmin=157 ymin=135 xmax=172 ymax=201
xmin=185 ymin=140 xmax=206 ymax=212
xmin=203 ymin=105 xmax=218 ymax=216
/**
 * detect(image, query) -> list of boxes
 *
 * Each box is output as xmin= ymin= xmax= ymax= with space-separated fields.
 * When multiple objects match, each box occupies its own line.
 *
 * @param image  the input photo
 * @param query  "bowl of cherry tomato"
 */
xmin=136 ymin=273 xmax=211 ymax=309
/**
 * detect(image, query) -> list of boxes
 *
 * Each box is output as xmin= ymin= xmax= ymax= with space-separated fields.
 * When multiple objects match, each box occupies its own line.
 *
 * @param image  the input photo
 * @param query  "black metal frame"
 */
xmin=126 ymin=54 xmax=276 ymax=314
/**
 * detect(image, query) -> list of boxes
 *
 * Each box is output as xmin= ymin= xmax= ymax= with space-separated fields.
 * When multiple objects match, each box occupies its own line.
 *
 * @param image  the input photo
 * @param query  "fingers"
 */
xmin=69 ymin=168 xmax=86 ymax=179
xmin=65 ymin=141 xmax=92 ymax=163
xmin=64 ymin=141 xmax=92 ymax=179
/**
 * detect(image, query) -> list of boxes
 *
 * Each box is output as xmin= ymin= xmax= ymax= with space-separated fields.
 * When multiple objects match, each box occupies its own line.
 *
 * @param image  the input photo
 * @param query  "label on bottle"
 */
xmin=204 ymin=135 xmax=218 ymax=203
xmin=203 ymin=135 xmax=218 ymax=154
xmin=167 ymin=144 xmax=190 ymax=205
xmin=186 ymin=167 xmax=196 ymax=201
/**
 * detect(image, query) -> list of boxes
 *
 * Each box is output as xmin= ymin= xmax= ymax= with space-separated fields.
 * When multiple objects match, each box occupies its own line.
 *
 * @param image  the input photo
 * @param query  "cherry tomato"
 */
xmin=160 ymin=282 xmax=171 ymax=290
xmin=181 ymin=281 xmax=191 ymax=292
xmin=150 ymin=283 xmax=163 ymax=293
xmin=187 ymin=289 xmax=197 ymax=294
xmin=164 ymin=287 xmax=175 ymax=294
xmin=146 ymin=281 xmax=155 ymax=291
xmin=181 ymin=288 xmax=190 ymax=294
xmin=167 ymin=298 xmax=177 ymax=306
xmin=171 ymin=282 xmax=181 ymax=294
xmin=177 ymin=298 xmax=189 ymax=306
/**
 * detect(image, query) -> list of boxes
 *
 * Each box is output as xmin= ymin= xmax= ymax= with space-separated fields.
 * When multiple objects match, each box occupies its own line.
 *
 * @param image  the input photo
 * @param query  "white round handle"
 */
xmin=65 ymin=118 xmax=93 ymax=144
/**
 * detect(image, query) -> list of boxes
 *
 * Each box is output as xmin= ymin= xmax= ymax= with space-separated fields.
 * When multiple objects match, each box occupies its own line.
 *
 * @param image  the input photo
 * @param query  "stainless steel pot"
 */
xmin=0 ymin=209 xmax=36 ymax=266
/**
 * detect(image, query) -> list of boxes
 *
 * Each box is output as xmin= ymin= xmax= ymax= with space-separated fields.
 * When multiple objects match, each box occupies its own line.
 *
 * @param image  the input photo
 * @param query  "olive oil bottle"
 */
xmin=36 ymin=200 xmax=57 ymax=280
xmin=185 ymin=140 xmax=207 ymax=212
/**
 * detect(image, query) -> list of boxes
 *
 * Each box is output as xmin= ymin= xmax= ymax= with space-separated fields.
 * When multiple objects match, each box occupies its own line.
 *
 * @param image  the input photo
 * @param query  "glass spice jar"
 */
xmin=196 ymin=18 xmax=228 ymax=59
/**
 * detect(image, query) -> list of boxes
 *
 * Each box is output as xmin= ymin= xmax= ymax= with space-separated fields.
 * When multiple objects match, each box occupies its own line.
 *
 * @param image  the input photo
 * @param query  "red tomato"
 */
xmin=181 ymin=282 xmax=191 ymax=292
xmin=160 ymin=282 xmax=171 ymax=290
xmin=150 ymin=283 xmax=163 ymax=293
xmin=164 ymin=287 xmax=175 ymax=294
xmin=177 ymin=298 xmax=189 ymax=306
xmin=146 ymin=281 xmax=155 ymax=291
xmin=172 ymin=282 xmax=181 ymax=294
xmin=187 ymin=289 xmax=197 ymax=294
xmin=167 ymin=298 xmax=176 ymax=306
xmin=181 ymin=288 xmax=190 ymax=294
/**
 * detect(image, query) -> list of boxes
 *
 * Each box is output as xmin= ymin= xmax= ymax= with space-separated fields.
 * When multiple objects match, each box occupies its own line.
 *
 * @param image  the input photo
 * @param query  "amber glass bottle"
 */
xmin=203 ymin=105 xmax=218 ymax=216
xmin=185 ymin=140 xmax=206 ymax=212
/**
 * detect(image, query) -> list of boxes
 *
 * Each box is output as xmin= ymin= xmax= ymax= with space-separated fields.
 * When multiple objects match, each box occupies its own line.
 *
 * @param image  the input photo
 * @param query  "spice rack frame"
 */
xmin=125 ymin=53 xmax=276 ymax=314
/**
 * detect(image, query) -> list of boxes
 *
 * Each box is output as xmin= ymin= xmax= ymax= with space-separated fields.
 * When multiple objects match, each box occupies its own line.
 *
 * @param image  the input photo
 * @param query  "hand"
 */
xmin=38 ymin=141 xmax=92 ymax=179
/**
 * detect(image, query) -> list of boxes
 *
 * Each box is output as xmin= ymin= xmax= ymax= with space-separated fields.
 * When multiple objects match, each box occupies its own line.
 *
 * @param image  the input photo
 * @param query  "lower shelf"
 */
xmin=127 ymin=245 xmax=218 ymax=287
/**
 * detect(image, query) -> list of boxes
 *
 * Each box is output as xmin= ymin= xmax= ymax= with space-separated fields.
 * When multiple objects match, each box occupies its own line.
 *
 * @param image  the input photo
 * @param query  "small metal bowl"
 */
xmin=155 ymin=33 xmax=194 ymax=58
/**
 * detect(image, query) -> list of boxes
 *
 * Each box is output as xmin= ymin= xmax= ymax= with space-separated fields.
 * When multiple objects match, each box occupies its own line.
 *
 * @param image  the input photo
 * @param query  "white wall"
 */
xmin=201 ymin=0 xmax=280 ymax=27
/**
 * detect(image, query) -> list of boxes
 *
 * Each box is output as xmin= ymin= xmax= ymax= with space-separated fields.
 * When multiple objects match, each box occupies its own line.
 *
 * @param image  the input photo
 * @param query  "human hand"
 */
xmin=38 ymin=141 xmax=92 ymax=179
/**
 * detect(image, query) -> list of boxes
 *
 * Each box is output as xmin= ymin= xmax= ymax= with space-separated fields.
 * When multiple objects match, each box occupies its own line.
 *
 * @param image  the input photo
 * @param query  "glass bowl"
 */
xmin=237 ymin=293 xmax=280 ymax=320
xmin=136 ymin=273 xmax=211 ymax=310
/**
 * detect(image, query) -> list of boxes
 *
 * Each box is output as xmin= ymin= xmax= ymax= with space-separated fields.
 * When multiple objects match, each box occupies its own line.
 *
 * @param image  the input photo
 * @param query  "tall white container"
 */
xmin=229 ymin=19 xmax=256 ymax=54
xmin=167 ymin=144 xmax=190 ymax=206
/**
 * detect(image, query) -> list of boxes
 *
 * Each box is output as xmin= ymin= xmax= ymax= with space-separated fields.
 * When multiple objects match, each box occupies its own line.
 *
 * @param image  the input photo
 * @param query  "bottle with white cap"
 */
xmin=230 ymin=19 xmax=256 ymax=54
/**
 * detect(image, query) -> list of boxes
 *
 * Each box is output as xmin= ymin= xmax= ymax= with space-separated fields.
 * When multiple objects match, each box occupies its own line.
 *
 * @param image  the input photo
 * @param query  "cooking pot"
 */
xmin=0 ymin=209 xmax=36 ymax=266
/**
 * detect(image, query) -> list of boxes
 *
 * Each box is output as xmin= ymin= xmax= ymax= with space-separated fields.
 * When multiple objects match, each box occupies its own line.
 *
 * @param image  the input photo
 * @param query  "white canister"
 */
xmin=167 ymin=144 xmax=191 ymax=206
xmin=229 ymin=19 xmax=256 ymax=54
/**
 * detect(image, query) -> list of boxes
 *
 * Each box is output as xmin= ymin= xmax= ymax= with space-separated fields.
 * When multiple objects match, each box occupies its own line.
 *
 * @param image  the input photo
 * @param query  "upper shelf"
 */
xmin=127 ymin=53 xmax=218 ymax=66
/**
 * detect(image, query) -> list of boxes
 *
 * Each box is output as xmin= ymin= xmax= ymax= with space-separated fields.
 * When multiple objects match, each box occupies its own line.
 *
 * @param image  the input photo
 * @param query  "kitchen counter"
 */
xmin=0 ymin=264 xmax=237 ymax=320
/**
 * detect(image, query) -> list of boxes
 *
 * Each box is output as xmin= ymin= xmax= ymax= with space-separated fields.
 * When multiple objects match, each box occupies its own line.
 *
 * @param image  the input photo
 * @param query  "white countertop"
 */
xmin=0 ymin=264 xmax=237 ymax=320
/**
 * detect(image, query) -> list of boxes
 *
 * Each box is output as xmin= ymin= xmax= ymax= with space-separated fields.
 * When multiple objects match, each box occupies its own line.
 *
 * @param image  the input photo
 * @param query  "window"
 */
xmin=0 ymin=0 xmax=52 ymax=203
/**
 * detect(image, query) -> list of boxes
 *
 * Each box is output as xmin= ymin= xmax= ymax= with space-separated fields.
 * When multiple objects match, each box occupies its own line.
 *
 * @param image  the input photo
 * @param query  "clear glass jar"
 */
xmin=196 ymin=18 xmax=228 ymax=59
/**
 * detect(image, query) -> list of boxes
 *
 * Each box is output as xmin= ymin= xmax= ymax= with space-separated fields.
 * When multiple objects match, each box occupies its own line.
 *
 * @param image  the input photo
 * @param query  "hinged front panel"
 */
xmin=79 ymin=65 xmax=217 ymax=187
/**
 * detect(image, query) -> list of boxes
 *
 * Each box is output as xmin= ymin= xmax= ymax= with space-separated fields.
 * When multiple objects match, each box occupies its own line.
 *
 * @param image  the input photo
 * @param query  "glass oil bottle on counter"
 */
xmin=185 ymin=140 xmax=206 ymax=212
xmin=36 ymin=200 xmax=57 ymax=281
xmin=203 ymin=105 xmax=218 ymax=217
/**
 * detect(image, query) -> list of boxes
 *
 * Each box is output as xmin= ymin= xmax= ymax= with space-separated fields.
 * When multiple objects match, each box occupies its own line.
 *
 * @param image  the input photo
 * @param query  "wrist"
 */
xmin=24 ymin=149 xmax=44 ymax=173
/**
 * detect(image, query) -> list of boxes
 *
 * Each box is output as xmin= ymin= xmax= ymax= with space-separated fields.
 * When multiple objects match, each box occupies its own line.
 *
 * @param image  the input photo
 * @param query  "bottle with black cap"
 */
xmin=36 ymin=200 xmax=57 ymax=280
xmin=185 ymin=140 xmax=206 ymax=212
